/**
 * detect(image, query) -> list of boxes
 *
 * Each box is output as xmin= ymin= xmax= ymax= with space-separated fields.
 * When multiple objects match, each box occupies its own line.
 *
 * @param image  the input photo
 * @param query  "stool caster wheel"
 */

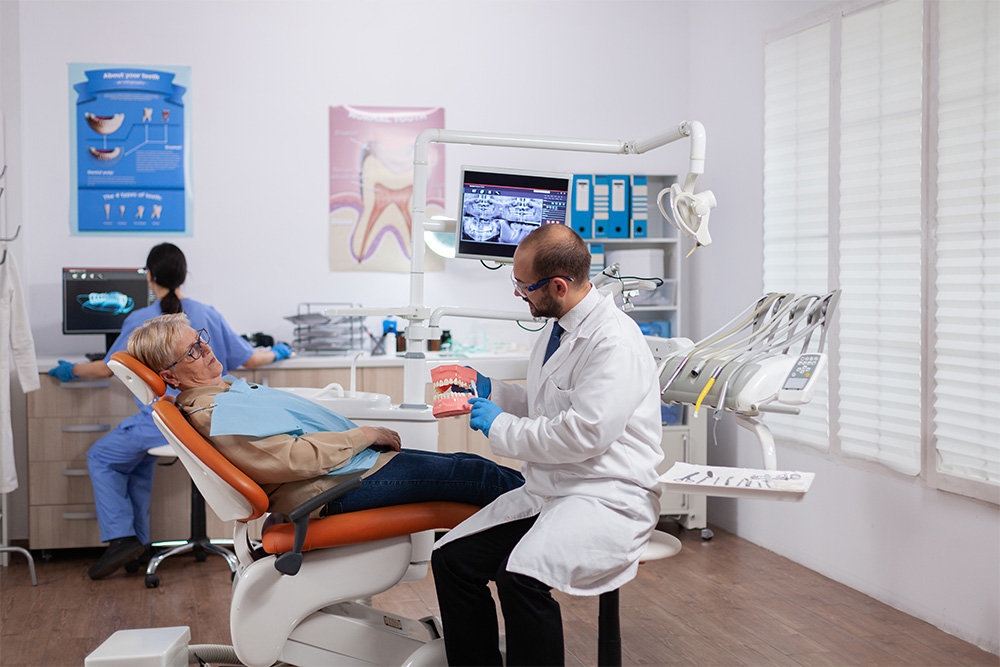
xmin=145 ymin=573 xmax=160 ymax=588
xmin=701 ymin=528 xmax=714 ymax=541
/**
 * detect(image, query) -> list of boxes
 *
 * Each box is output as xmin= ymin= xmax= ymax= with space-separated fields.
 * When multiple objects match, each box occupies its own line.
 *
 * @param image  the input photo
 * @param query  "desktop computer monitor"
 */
xmin=62 ymin=267 xmax=156 ymax=359
xmin=455 ymin=166 xmax=571 ymax=263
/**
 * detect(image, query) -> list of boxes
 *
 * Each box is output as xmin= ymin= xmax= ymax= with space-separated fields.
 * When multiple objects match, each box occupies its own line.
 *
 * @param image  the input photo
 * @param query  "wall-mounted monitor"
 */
xmin=63 ymin=267 xmax=155 ymax=357
xmin=455 ymin=166 xmax=572 ymax=263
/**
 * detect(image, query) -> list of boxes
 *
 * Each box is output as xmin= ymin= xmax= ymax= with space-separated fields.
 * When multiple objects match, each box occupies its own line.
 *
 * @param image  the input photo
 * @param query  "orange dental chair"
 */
xmin=106 ymin=351 xmax=479 ymax=667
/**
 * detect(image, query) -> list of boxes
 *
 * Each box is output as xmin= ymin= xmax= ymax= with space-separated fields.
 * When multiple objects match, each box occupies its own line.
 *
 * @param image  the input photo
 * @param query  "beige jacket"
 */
xmin=176 ymin=383 xmax=396 ymax=515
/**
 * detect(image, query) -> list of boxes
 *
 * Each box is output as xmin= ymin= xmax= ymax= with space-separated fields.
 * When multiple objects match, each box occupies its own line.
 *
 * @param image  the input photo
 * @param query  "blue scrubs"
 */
xmin=87 ymin=299 xmax=253 ymax=544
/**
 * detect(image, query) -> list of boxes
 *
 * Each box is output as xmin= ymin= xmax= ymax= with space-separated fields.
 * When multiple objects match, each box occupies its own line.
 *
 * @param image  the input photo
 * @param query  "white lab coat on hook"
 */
xmin=434 ymin=288 xmax=664 ymax=596
xmin=0 ymin=252 xmax=39 ymax=493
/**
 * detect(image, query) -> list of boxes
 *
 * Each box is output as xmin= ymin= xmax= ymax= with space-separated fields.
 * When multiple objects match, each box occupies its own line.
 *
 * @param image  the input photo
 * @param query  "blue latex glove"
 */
xmin=464 ymin=366 xmax=491 ymax=398
xmin=468 ymin=397 xmax=503 ymax=437
xmin=272 ymin=342 xmax=292 ymax=361
xmin=48 ymin=360 xmax=78 ymax=382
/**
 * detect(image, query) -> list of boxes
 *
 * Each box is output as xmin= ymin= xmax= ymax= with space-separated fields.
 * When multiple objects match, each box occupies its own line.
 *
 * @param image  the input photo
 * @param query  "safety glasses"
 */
xmin=510 ymin=271 xmax=574 ymax=298
xmin=161 ymin=328 xmax=210 ymax=371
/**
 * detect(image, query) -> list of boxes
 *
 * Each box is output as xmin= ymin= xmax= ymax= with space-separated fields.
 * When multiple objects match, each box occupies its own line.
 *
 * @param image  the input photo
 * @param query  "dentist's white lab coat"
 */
xmin=435 ymin=288 xmax=664 ymax=595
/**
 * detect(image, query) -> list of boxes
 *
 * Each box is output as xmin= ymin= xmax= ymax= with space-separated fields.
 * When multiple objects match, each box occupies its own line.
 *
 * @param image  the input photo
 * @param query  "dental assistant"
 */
xmin=431 ymin=224 xmax=665 ymax=666
xmin=47 ymin=243 xmax=291 ymax=580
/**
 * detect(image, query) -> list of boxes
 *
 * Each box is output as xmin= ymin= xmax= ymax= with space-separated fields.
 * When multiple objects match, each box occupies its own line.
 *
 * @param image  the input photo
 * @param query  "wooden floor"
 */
xmin=1 ymin=524 xmax=995 ymax=667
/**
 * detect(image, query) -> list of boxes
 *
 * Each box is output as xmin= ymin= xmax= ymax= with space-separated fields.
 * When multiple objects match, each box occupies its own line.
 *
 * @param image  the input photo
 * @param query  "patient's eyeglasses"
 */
xmin=161 ymin=329 xmax=210 ymax=371
xmin=510 ymin=271 xmax=574 ymax=298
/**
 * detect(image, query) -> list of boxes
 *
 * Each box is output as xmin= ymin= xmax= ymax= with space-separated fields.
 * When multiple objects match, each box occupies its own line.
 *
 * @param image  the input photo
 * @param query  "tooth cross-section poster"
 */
xmin=328 ymin=105 xmax=446 ymax=272
xmin=70 ymin=64 xmax=192 ymax=235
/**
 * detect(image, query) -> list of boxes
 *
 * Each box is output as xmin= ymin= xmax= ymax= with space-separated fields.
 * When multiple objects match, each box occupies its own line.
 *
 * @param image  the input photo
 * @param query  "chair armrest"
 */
xmin=273 ymin=473 xmax=364 ymax=576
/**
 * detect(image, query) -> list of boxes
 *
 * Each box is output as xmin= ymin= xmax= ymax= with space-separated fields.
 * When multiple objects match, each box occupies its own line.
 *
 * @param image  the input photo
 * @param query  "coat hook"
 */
xmin=0 ymin=164 xmax=6 ymax=179
xmin=0 ymin=225 xmax=20 ymax=242
xmin=0 ymin=249 xmax=6 ymax=266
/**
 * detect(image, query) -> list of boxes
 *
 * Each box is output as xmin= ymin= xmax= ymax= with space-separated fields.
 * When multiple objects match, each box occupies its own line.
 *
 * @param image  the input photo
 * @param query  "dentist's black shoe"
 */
xmin=88 ymin=536 xmax=146 ymax=580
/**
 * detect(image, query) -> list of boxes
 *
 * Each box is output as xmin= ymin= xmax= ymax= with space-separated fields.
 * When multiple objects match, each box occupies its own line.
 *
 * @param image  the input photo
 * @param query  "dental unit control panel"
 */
xmin=778 ymin=353 xmax=827 ymax=405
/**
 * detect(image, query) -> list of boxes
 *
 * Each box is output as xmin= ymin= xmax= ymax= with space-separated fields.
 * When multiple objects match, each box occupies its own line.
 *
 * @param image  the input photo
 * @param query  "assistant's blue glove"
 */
xmin=48 ymin=360 xmax=78 ymax=383
xmin=272 ymin=342 xmax=292 ymax=361
xmin=464 ymin=366 xmax=491 ymax=398
xmin=468 ymin=396 xmax=503 ymax=437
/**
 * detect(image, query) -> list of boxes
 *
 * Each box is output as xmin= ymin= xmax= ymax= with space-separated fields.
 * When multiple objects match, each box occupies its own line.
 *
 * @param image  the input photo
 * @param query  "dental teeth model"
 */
xmin=431 ymin=365 xmax=479 ymax=418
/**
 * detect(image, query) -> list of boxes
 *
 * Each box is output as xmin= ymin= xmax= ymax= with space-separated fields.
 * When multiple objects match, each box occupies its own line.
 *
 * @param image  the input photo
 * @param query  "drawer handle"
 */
xmin=62 ymin=469 xmax=90 ymax=477
xmin=61 ymin=424 xmax=111 ymax=433
xmin=60 ymin=380 xmax=111 ymax=390
xmin=62 ymin=512 xmax=98 ymax=520
xmin=61 ymin=424 xmax=112 ymax=433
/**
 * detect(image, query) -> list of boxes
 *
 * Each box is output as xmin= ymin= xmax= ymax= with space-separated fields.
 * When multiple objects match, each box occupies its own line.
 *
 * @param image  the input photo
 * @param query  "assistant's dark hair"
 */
xmin=522 ymin=223 xmax=591 ymax=285
xmin=145 ymin=243 xmax=187 ymax=315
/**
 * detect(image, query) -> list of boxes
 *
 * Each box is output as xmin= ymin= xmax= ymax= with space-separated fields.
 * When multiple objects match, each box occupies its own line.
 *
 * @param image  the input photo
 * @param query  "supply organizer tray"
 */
xmin=659 ymin=462 xmax=814 ymax=501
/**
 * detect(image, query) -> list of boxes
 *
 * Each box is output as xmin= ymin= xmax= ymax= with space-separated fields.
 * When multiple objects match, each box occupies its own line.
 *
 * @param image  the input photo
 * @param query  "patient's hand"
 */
xmin=361 ymin=425 xmax=401 ymax=452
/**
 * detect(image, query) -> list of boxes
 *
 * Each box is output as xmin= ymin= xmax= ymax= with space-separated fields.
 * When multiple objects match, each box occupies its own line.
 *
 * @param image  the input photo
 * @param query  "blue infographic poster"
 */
xmin=70 ymin=64 xmax=191 ymax=234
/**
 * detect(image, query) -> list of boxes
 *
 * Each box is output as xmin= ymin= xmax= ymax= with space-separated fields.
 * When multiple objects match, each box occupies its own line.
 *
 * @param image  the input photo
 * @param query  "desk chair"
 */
xmin=140 ymin=444 xmax=238 ymax=588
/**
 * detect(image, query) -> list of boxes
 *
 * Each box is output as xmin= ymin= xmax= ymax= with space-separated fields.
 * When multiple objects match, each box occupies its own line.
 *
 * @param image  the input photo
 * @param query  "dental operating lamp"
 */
xmin=330 ymin=122 xmax=717 ymax=408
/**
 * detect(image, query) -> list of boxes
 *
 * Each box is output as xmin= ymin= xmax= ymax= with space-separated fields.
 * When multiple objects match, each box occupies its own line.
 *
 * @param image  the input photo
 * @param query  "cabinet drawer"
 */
xmin=28 ymin=417 xmax=119 ymax=461
xmin=255 ymin=368 xmax=352 ymax=390
xmin=29 ymin=504 xmax=103 ymax=549
xmin=29 ymin=461 xmax=96 ymax=505
xmin=29 ymin=375 xmax=137 ymax=419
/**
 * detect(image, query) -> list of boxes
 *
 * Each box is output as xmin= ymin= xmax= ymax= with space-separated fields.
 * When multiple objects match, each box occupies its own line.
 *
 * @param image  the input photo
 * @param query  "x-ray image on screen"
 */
xmin=455 ymin=167 xmax=571 ymax=263
xmin=461 ymin=194 xmax=543 ymax=244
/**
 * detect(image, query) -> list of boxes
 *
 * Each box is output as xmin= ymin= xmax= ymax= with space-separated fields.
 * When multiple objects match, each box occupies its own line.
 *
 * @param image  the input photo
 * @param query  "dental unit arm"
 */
xmin=655 ymin=290 xmax=840 ymax=471
xmin=329 ymin=121 xmax=718 ymax=409
xmin=593 ymin=262 xmax=665 ymax=311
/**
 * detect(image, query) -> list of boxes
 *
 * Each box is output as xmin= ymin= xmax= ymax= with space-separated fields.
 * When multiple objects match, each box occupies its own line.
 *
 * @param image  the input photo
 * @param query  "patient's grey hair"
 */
xmin=127 ymin=312 xmax=192 ymax=372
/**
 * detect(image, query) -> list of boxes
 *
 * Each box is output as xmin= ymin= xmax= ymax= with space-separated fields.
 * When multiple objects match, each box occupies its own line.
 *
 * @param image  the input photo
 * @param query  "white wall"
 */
xmin=684 ymin=1 xmax=1000 ymax=655
xmin=14 ymin=0 xmax=695 ymax=356
xmin=4 ymin=0 xmax=997 ymax=656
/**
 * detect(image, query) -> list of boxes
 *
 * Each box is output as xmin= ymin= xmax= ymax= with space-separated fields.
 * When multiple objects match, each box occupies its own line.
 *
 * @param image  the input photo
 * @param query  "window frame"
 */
xmin=763 ymin=0 xmax=999 ymax=505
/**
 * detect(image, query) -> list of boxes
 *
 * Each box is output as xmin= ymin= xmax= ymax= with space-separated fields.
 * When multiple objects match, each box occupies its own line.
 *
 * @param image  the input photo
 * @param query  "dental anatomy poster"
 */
xmin=329 ymin=105 xmax=446 ymax=272
xmin=70 ymin=64 xmax=192 ymax=235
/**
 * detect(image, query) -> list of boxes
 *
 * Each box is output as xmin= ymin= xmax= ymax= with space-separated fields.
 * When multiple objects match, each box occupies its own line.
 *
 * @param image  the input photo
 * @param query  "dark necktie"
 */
xmin=543 ymin=322 xmax=564 ymax=365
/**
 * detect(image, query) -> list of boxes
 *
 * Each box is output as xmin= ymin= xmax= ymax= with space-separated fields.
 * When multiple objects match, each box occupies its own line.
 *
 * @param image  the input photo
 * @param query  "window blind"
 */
xmin=762 ymin=23 xmax=832 ymax=449
xmin=932 ymin=0 xmax=1000 ymax=486
xmin=836 ymin=0 xmax=925 ymax=474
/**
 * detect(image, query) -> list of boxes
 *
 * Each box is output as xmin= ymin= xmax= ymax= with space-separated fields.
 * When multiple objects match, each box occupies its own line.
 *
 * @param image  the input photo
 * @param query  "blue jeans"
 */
xmin=323 ymin=450 xmax=524 ymax=515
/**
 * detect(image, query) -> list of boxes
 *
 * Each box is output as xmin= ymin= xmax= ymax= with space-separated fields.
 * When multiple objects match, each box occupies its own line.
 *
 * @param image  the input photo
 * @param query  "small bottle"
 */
xmin=381 ymin=320 xmax=396 ymax=356
xmin=440 ymin=330 xmax=452 ymax=352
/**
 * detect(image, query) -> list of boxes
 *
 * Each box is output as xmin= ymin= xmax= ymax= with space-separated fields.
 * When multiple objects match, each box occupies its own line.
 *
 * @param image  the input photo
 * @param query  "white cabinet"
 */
xmin=657 ymin=407 xmax=707 ymax=529
xmin=26 ymin=375 xmax=232 ymax=550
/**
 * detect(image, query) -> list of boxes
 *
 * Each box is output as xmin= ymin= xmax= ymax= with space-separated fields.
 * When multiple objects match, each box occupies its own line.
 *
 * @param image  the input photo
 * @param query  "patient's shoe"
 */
xmin=88 ymin=536 xmax=146 ymax=580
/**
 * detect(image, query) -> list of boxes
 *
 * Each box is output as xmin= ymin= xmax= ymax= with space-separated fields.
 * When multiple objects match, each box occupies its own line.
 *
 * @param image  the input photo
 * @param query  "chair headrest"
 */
xmin=108 ymin=351 xmax=166 ymax=405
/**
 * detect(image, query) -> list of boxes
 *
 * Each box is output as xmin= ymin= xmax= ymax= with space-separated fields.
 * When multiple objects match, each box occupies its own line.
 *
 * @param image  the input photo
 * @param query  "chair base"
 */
xmin=144 ymin=538 xmax=237 ymax=589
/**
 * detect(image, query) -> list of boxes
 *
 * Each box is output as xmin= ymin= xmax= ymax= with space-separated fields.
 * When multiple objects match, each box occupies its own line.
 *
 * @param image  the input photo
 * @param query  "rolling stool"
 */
xmin=141 ymin=444 xmax=238 ymax=588
xmin=597 ymin=529 xmax=681 ymax=666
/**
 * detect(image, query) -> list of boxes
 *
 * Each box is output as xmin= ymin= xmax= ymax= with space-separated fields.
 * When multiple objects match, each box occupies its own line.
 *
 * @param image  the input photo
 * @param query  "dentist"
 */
xmin=431 ymin=223 xmax=664 ymax=666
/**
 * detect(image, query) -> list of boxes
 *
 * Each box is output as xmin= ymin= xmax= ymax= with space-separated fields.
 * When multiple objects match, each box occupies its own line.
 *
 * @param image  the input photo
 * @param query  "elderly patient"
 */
xmin=127 ymin=313 xmax=524 ymax=516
